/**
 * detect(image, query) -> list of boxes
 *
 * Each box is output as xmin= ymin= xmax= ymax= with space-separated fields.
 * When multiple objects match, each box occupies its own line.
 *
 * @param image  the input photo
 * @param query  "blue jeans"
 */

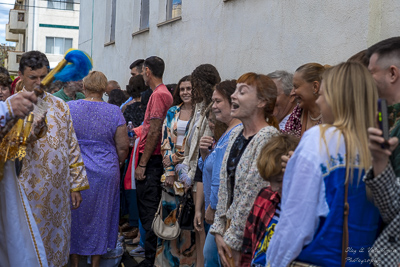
xmin=127 ymin=189 xmax=139 ymax=227
xmin=204 ymin=232 xmax=221 ymax=267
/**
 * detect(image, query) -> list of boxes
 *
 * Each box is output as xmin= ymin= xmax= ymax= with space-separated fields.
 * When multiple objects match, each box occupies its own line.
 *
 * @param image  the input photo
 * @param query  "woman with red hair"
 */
xmin=210 ymin=73 xmax=279 ymax=266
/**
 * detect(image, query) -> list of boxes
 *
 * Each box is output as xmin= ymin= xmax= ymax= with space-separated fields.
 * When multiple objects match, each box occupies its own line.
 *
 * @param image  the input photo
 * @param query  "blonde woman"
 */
xmin=266 ymin=62 xmax=381 ymax=266
xmin=283 ymin=63 xmax=329 ymax=137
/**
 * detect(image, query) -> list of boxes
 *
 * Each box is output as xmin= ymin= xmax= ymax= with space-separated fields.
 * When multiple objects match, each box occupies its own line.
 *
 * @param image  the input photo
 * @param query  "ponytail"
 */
xmin=267 ymin=114 xmax=279 ymax=130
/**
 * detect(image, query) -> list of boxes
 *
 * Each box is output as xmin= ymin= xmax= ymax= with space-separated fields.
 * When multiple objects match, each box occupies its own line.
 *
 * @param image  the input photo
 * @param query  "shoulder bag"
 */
xmin=152 ymin=197 xmax=181 ymax=240
xmin=176 ymin=188 xmax=195 ymax=230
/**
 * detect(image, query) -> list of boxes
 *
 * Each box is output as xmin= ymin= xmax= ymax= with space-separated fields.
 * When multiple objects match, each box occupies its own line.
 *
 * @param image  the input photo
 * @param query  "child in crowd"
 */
xmin=241 ymin=134 xmax=299 ymax=267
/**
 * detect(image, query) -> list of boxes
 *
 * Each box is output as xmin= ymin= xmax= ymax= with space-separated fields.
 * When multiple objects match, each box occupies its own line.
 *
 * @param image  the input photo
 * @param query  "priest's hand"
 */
xmin=71 ymin=191 xmax=82 ymax=209
xmin=8 ymin=91 xmax=37 ymax=118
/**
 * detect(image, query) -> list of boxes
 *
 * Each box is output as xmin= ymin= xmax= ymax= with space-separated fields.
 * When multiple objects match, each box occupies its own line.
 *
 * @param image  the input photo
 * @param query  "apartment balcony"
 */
xmin=7 ymin=51 xmax=24 ymax=75
xmin=9 ymin=9 xmax=26 ymax=34
xmin=5 ymin=24 xmax=19 ymax=42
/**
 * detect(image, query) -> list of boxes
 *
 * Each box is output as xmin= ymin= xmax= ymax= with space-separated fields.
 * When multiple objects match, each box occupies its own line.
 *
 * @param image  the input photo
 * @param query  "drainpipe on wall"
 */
xmin=32 ymin=0 xmax=35 ymax=50
xmin=91 ymin=0 xmax=94 ymax=58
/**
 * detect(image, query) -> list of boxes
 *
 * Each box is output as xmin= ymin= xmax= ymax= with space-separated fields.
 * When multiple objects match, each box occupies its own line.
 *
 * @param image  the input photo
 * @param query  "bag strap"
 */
xmin=155 ymin=197 xmax=163 ymax=217
xmin=341 ymin=180 xmax=349 ymax=267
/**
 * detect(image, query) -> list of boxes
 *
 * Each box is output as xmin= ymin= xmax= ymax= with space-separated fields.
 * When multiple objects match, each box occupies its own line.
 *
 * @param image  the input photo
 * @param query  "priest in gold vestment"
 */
xmin=0 ymin=90 xmax=50 ymax=267
xmin=17 ymin=51 xmax=89 ymax=267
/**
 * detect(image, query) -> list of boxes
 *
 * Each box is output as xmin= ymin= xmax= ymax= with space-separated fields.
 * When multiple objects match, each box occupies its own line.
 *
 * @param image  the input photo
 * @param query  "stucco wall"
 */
xmin=25 ymin=0 xmax=80 ymax=66
xmin=79 ymin=0 xmax=400 ymax=87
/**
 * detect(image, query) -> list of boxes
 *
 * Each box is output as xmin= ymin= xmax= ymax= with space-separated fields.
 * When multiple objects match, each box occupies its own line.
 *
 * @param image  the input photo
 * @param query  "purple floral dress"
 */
xmin=68 ymin=100 xmax=126 ymax=255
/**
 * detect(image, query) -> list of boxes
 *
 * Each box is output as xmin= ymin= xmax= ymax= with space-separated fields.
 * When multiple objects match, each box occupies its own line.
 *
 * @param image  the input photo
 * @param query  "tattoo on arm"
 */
xmin=140 ymin=118 xmax=163 ymax=166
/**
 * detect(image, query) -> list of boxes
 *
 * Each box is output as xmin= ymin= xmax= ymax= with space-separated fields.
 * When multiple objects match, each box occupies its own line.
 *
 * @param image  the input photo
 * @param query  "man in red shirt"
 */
xmin=135 ymin=56 xmax=173 ymax=266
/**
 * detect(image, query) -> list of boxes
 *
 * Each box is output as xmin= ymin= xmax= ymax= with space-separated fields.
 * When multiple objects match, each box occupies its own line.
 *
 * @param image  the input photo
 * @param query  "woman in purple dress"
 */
xmin=69 ymin=71 xmax=129 ymax=267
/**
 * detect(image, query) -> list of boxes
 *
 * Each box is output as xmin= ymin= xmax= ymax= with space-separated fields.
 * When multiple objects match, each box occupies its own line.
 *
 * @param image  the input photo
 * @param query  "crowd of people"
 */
xmin=1 ymin=36 xmax=400 ymax=267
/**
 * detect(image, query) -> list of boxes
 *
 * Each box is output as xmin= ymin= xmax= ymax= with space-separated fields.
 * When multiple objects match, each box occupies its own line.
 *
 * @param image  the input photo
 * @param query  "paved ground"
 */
xmin=66 ymin=238 xmax=144 ymax=267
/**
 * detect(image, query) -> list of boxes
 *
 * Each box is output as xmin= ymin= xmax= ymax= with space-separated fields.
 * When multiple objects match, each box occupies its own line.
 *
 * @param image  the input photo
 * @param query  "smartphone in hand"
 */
xmin=378 ymin=98 xmax=389 ymax=148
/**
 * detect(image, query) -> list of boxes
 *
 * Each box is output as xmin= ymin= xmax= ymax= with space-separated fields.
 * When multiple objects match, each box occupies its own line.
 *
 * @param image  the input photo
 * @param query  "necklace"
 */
xmin=309 ymin=113 xmax=322 ymax=121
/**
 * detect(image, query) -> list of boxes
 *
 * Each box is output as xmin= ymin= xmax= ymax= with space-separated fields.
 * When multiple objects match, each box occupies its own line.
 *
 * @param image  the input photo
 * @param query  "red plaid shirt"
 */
xmin=241 ymin=187 xmax=281 ymax=267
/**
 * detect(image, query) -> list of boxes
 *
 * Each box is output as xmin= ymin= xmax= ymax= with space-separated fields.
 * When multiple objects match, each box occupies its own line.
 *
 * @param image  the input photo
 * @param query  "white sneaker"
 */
xmin=129 ymin=245 xmax=145 ymax=257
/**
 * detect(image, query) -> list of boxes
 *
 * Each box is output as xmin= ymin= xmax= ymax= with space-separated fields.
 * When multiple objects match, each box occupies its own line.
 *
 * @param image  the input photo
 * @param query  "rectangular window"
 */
xmin=47 ymin=0 xmax=73 ymax=11
xmin=110 ymin=0 xmax=117 ymax=42
xmin=45 ymin=37 xmax=73 ymax=54
xmin=17 ymin=12 xmax=24 ymax=21
xmin=140 ymin=0 xmax=150 ymax=30
xmin=166 ymin=0 xmax=182 ymax=20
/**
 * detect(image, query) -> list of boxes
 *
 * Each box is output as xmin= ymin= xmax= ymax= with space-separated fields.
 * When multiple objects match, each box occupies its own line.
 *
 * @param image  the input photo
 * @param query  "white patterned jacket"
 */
xmin=210 ymin=124 xmax=279 ymax=251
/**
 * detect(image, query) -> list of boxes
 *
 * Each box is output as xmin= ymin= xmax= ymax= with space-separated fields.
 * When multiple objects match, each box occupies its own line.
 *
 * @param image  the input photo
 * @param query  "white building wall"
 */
xmin=79 ymin=0 xmax=400 ymax=87
xmin=38 ymin=1 xmax=80 ymax=67
xmin=25 ymin=0 xmax=34 ymax=51
xmin=16 ymin=34 xmax=24 ymax=51
xmin=23 ymin=0 xmax=80 ymax=68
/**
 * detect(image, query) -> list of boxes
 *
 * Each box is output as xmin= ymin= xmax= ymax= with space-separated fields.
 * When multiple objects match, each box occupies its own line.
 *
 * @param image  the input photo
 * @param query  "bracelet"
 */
xmin=139 ymin=164 xmax=146 ymax=168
